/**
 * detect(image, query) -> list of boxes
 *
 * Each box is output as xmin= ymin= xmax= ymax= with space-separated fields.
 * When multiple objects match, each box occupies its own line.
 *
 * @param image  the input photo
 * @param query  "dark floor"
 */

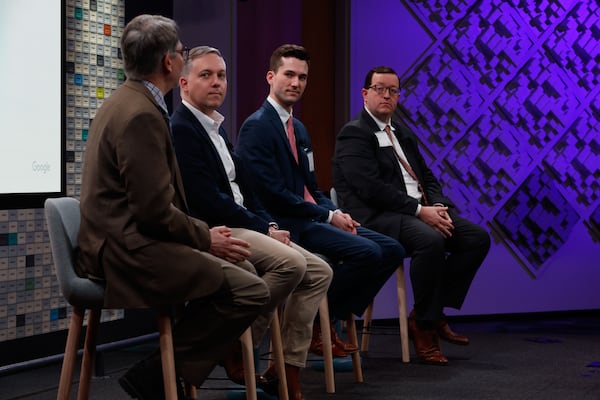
xmin=2 ymin=313 xmax=600 ymax=400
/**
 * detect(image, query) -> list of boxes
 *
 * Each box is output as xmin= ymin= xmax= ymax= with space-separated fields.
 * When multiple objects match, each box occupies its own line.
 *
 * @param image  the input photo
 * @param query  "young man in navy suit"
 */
xmin=237 ymin=44 xmax=405 ymax=342
xmin=333 ymin=66 xmax=490 ymax=365
xmin=171 ymin=46 xmax=332 ymax=400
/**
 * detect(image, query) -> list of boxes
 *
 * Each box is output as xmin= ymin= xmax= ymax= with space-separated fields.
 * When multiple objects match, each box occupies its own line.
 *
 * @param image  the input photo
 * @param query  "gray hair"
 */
xmin=120 ymin=14 xmax=180 ymax=80
xmin=181 ymin=46 xmax=224 ymax=76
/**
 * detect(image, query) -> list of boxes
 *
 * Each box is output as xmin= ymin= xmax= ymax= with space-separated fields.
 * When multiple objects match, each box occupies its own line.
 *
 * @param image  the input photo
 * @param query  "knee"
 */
xmin=235 ymin=274 xmax=270 ymax=309
xmin=318 ymin=260 xmax=334 ymax=286
xmin=355 ymin=241 xmax=383 ymax=264
xmin=416 ymin=232 xmax=445 ymax=255
xmin=388 ymin=241 xmax=406 ymax=264
xmin=287 ymin=252 xmax=308 ymax=282
xmin=249 ymin=279 xmax=271 ymax=308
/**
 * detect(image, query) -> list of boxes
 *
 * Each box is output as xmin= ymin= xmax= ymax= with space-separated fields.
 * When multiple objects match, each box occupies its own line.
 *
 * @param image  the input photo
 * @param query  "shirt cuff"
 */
xmin=415 ymin=204 xmax=422 ymax=217
xmin=326 ymin=209 xmax=341 ymax=223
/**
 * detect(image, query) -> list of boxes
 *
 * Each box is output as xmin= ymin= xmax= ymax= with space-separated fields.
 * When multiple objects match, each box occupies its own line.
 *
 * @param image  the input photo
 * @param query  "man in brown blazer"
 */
xmin=77 ymin=15 xmax=270 ymax=400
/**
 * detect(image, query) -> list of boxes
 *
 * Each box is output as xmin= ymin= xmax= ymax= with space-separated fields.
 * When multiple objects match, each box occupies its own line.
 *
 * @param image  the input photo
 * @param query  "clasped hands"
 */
xmin=419 ymin=205 xmax=454 ymax=238
xmin=209 ymin=226 xmax=251 ymax=263
xmin=331 ymin=209 xmax=360 ymax=234
xmin=209 ymin=225 xmax=293 ymax=264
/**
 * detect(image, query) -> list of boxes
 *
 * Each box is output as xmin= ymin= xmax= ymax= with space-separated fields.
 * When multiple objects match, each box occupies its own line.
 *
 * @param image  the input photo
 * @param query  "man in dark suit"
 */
xmin=333 ymin=66 xmax=490 ymax=365
xmin=171 ymin=46 xmax=332 ymax=400
xmin=77 ymin=16 xmax=270 ymax=400
xmin=237 ymin=45 xmax=405 ymax=332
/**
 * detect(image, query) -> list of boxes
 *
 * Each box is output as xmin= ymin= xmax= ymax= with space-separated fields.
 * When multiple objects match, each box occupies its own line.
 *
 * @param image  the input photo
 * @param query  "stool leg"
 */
xmin=318 ymin=298 xmax=335 ymax=393
xmin=157 ymin=310 xmax=178 ymax=400
xmin=57 ymin=307 xmax=85 ymax=400
xmin=397 ymin=265 xmax=410 ymax=363
xmin=360 ymin=303 xmax=374 ymax=353
xmin=240 ymin=328 xmax=257 ymax=400
xmin=347 ymin=315 xmax=363 ymax=383
xmin=270 ymin=311 xmax=288 ymax=400
xmin=76 ymin=309 xmax=100 ymax=400
xmin=187 ymin=384 xmax=197 ymax=399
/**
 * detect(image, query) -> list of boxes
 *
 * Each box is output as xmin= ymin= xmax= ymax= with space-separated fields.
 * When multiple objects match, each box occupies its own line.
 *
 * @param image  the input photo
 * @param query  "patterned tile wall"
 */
xmin=397 ymin=0 xmax=600 ymax=277
xmin=0 ymin=0 xmax=125 ymax=345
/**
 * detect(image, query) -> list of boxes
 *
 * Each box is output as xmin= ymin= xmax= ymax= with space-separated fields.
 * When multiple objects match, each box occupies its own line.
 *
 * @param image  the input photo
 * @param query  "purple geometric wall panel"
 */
xmin=493 ymin=54 xmax=580 ymax=147
xmin=543 ymin=2 xmax=600 ymax=97
xmin=544 ymin=103 xmax=600 ymax=209
xmin=398 ymin=0 xmax=600 ymax=277
xmin=397 ymin=45 xmax=485 ymax=154
xmin=406 ymin=0 xmax=473 ymax=35
xmin=491 ymin=167 xmax=580 ymax=276
xmin=447 ymin=1 xmax=536 ymax=94
xmin=439 ymin=112 xmax=534 ymax=224
xmin=586 ymin=203 xmax=600 ymax=243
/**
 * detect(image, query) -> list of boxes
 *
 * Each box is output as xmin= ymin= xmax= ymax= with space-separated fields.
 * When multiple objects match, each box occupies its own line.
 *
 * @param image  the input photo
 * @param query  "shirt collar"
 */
xmin=182 ymin=99 xmax=225 ymax=132
xmin=267 ymin=96 xmax=293 ymax=125
xmin=142 ymin=80 xmax=169 ymax=115
xmin=364 ymin=106 xmax=394 ymax=133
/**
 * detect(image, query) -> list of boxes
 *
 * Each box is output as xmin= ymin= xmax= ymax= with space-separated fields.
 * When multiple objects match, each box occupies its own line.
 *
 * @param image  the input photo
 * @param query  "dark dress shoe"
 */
xmin=436 ymin=319 xmax=470 ymax=345
xmin=408 ymin=312 xmax=448 ymax=365
xmin=119 ymin=358 xmax=165 ymax=400
xmin=255 ymin=367 xmax=280 ymax=397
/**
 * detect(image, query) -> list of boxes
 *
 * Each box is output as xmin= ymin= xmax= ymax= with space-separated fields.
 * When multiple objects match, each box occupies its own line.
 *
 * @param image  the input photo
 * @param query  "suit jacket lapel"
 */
xmin=262 ymin=101 xmax=299 ymax=165
xmin=180 ymin=105 xmax=231 ymax=189
xmin=360 ymin=109 xmax=403 ymax=176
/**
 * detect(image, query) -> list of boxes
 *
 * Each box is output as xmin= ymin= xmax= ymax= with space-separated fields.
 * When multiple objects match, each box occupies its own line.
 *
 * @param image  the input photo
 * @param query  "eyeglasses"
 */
xmin=368 ymin=85 xmax=400 ymax=96
xmin=173 ymin=46 xmax=190 ymax=61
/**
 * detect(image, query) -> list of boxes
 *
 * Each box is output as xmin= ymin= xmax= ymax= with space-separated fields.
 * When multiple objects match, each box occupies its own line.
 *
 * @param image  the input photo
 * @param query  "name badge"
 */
xmin=375 ymin=131 xmax=392 ymax=147
xmin=306 ymin=151 xmax=315 ymax=172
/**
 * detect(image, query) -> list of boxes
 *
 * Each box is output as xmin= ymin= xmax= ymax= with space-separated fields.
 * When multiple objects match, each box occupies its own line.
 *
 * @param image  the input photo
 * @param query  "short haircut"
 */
xmin=181 ymin=46 xmax=224 ymax=76
xmin=363 ymin=66 xmax=400 ymax=89
xmin=120 ymin=14 xmax=180 ymax=80
xmin=269 ymin=44 xmax=310 ymax=72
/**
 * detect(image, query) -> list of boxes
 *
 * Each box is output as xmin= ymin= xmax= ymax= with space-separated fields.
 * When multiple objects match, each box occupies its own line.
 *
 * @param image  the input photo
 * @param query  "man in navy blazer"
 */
xmin=171 ymin=46 xmax=332 ymax=400
xmin=237 ymin=44 xmax=405 ymax=331
xmin=333 ymin=66 xmax=490 ymax=365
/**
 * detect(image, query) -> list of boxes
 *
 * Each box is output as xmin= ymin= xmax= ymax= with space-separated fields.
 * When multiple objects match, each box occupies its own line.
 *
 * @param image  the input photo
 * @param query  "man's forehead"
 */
xmin=279 ymin=57 xmax=308 ymax=70
xmin=372 ymin=72 xmax=398 ymax=84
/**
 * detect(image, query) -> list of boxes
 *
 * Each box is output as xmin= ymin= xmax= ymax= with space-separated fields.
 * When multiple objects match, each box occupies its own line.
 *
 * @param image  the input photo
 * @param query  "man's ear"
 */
xmin=162 ymin=53 xmax=173 ymax=73
xmin=266 ymin=70 xmax=274 ymax=85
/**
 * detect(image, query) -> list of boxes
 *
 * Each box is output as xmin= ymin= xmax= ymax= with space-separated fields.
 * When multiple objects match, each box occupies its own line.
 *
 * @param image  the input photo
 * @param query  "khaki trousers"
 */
xmin=231 ymin=228 xmax=332 ymax=367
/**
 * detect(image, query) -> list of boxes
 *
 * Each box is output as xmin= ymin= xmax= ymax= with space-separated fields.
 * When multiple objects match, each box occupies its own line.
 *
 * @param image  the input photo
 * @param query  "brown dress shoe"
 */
xmin=220 ymin=342 xmax=278 ymax=393
xmin=309 ymin=321 xmax=349 ymax=358
xmin=330 ymin=323 xmax=359 ymax=353
xmin=408 ymin=312 xmax=448 ymax=365
xmin=436 ymin=319 xmax=470 ymax=345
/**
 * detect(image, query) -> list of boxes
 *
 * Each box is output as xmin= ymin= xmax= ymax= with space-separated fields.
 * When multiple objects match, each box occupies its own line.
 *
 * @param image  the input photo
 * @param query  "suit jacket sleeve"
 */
xmin=171 ymin=107 xmax=272 ymax=233
xmin=115 ymin=104 xmax=210 ymax=251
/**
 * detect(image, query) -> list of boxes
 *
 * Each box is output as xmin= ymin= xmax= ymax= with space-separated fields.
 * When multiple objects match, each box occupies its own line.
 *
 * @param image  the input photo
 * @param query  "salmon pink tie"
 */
xmin=287 ymin=116 xmax=316 ymax=204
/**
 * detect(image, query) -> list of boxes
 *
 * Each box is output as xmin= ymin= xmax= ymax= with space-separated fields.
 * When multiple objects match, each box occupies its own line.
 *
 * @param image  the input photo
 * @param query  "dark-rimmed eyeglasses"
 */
xmin=368 ymin=85 xmax=400 ymax=96
xmin=173 ymin=47 xmax=190 ymax=61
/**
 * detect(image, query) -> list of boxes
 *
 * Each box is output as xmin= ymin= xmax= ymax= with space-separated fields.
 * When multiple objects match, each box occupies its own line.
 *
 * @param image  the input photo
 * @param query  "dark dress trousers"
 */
xmin=237 ymin=100 xmax=405 ymax=319
xmin=333 ymin=109 xmax=490 ymax=321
